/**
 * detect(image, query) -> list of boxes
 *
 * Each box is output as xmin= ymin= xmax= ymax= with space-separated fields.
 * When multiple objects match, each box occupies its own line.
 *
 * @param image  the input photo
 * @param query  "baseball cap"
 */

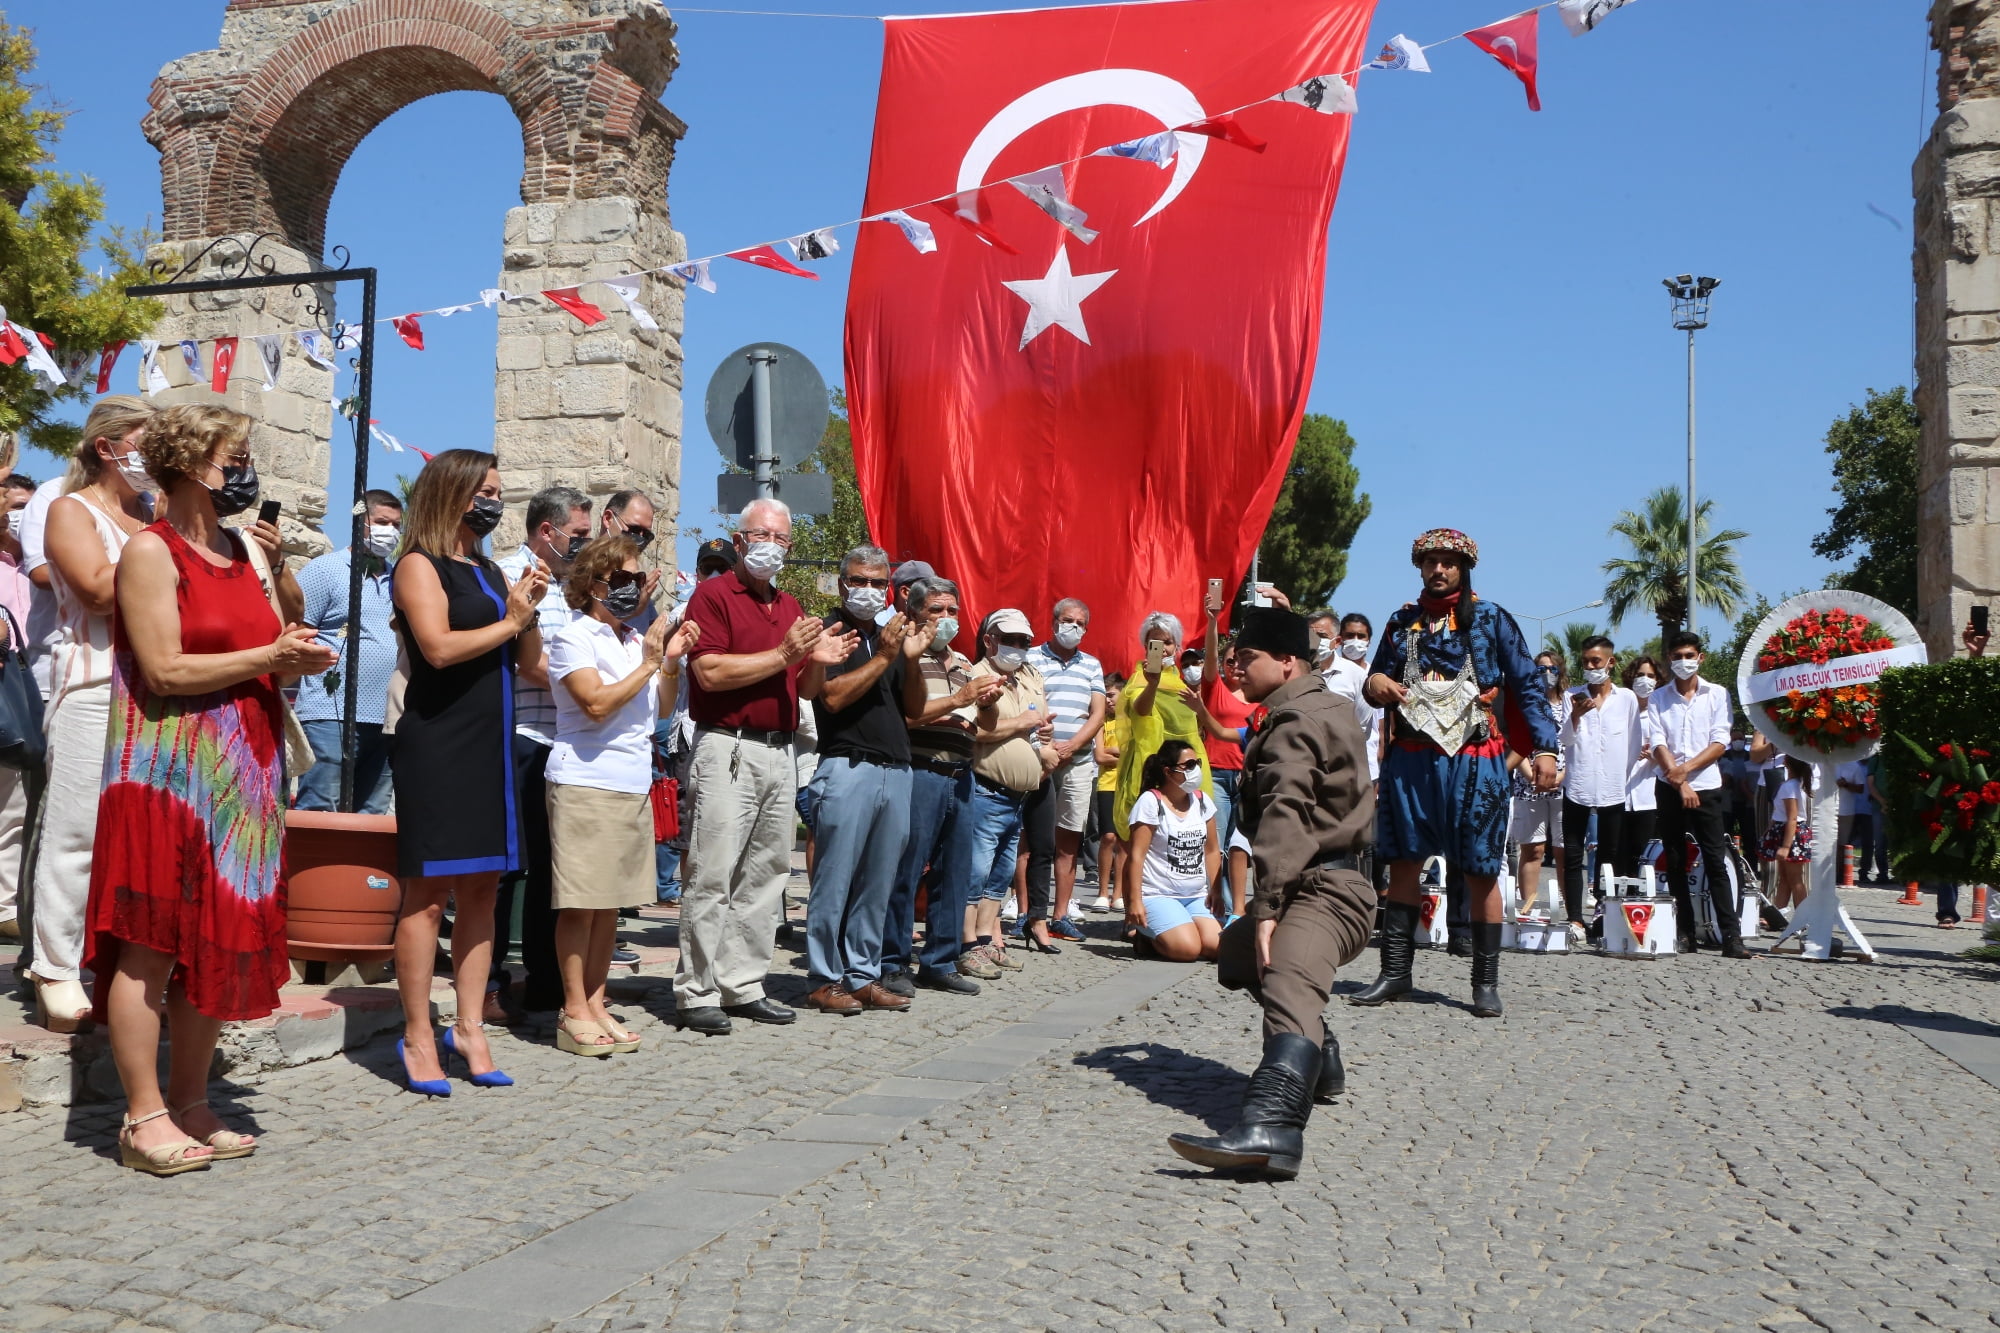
xmin=987 ymin=607 xmax=1033 ymax=638
xmin=891 ymin=559 xmax=936 ymax=590
xmin=695 ymin=538 xmax=736 ymax=571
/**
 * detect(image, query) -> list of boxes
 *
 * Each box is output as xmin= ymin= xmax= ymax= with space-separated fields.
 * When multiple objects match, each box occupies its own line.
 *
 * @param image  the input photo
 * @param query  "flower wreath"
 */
xmin=1753 ymin=607 xmax=1895 ymax=754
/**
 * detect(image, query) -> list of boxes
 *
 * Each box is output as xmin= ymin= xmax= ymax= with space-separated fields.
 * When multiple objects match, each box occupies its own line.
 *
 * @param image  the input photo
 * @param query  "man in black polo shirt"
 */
xmin=804 ymin=545 xmax=928 ymax=1014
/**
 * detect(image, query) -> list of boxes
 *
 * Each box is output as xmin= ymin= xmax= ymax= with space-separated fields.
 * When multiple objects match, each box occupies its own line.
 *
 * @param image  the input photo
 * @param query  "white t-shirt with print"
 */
xmin=546 ymin=616 xmax=657 ymax=794
xmin=1130 ymin=788 xmax=1217 ymax=899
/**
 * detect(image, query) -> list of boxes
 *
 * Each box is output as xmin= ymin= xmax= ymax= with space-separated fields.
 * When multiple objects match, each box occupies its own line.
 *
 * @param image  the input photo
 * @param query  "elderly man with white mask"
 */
xmin=676 ymin=499 xmax=853 ymax=1035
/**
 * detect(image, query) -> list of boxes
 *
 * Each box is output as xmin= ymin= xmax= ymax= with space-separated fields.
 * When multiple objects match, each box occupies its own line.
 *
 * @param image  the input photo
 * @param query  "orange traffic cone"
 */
xmin=1972 ymin=884 xmax=1990 ymax=923
xmin=1897 ymin=879 xmax=1924 ymax=907
xmin=1840 ymin=848 xmax=1856 ymax=888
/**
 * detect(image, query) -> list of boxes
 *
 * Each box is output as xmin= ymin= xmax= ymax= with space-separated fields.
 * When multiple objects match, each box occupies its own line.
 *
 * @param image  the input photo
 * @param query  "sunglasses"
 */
xmin=618 ymin=525 xmax=654 ymax=550
xmin=597 ymin=569 xmax=645 ymax=591
xmin=1172 ymin=760 xmax=1203 ymax=773
xmin=845 ymin=575 xmax=891 ymax=590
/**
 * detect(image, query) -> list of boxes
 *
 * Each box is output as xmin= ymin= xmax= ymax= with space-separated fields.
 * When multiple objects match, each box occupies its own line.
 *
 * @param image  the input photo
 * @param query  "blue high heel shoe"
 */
xmin=441 ymin=1024 xmax=515 ymax=1088
xmin=397 ymin=1039 xmax=451 ymax=1098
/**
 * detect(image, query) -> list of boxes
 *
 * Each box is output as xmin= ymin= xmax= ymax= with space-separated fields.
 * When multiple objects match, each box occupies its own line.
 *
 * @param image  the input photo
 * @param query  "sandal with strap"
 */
xmin=555 ymin=1013 xmax=617 ymax=1057
xmin=119 ymin=1108 xmax=212 ymax=1176
xmin=174 ymin=1101 xmax=256 ymax=1160
xmin=600 ymin=1016 xmax=641 ymax=1054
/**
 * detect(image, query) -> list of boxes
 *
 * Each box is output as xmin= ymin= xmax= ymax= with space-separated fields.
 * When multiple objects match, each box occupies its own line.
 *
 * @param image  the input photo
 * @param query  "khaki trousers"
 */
xmin=675 ymin=727 xmax=796 ymax=1009
xmin=1217 ymin=867 xmax=1374 ymax=1044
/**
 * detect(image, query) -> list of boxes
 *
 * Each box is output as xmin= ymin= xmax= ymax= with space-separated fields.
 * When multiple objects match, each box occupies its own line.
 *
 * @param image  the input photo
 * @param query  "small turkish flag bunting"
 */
xmin=918 ymin=192 xmax=1018 ymax=256
xmin=392 ymin=314 xmax=425 ymax=350
xmin=542 ymin=288 xmax=608 ymax=325
xmin=97 ymin=341 xmax=126 ymax=394
xmin=727 ymin=245 xmax=821 ymax=281
xmin=210 ymin=336 xmax=238 ymax=393
xmin=1175 ymin=114 xmax=1267 ymax=153
xmin=1466 ymin=9 xmax=1542 ymax=111
xmin=0 ymin=323 xmax=29 ymax=365
xmin=1622 ymin=901 xmax=1654 ymax=941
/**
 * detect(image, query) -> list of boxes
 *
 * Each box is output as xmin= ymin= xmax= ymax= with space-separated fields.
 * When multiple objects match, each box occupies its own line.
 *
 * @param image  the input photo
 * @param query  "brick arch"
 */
xmin=145 ymin=0 xmax=683 ymax=254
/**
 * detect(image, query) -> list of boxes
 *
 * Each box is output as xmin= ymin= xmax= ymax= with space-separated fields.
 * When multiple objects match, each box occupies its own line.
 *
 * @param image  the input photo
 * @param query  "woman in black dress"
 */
xmin=391 ymin=450 xmax=548 ymax=1094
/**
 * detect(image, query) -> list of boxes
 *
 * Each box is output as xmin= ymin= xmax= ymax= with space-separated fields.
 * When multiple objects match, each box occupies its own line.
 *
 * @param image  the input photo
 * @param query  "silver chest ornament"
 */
xmin=1397 ymin=621 xmax=1482 ymax=756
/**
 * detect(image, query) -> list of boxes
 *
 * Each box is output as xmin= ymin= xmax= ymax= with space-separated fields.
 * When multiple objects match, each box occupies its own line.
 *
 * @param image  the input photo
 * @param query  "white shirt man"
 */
xmin=1556 ymin=637 xmax=1641 ymax=930
xmin=1647 ymin=637 xmax=1744 ymax=955
xmin=1316 ymin=613 xmax=1380 ymax=782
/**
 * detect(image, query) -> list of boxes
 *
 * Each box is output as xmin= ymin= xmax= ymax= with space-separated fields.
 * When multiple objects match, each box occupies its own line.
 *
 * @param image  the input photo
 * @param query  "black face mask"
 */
xmin=601 ymin=583 xmax=644 ymax=620
xmin=207 ymin=461 xmax=260 ymax=519
xmin=564 ymin=533 xmax=590 ymax=560
xmin=464 ymin=495 xmax=504 ymax=538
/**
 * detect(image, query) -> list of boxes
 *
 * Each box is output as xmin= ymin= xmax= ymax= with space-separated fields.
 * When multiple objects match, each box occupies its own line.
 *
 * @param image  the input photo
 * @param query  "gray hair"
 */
xmin=1052 ymin=597 xmax=1090 ymax=623
xmin=1139 ymin=610 xmax=1184 ymax=650
xmin=738 ymin=497 xmax=792 ymax=530
xmin=840 ymin=544 xmax=891 ymax=576
xmin=525 ymin=485 xmax=589 ymax=536
xmin=905 ymin=576 xmax=960 ymax=617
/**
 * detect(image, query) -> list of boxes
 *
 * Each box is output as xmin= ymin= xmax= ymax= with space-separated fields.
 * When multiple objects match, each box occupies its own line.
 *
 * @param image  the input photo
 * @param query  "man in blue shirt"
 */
xmin=291 ymin=489 xmax=403 ymax=813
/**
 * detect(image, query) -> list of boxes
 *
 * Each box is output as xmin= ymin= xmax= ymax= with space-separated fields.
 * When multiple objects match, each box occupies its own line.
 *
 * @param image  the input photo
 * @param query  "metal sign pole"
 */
xmin=749 ymin=348 xmax=778 ymax=501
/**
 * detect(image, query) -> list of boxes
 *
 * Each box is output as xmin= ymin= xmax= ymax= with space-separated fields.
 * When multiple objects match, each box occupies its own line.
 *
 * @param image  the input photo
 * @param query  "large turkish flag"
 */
xmin=846 ymin=0 xmax=1377 ymax=664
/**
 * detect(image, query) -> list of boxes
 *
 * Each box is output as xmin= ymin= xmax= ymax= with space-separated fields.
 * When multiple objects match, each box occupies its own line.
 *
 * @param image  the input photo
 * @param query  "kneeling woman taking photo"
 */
xmin=1122 ymin=739 xmax=1222 ymax=962
xmin=546 ymin=535 xmax=697 ymax=1054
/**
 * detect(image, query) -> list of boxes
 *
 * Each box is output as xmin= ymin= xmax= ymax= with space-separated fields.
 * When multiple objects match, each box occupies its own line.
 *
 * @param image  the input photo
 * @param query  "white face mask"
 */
xmin=843 ymin=584 xmax=886 ymax=620
xmin=364 ymin=524 xmax=400 ymax=559
xmin=1670 ymin=657 xmax=1700 ymax=681
xmin=1312 ymin=636 xmax=1334 ymax=665
xmin=1053 ymin=622 xmax=1085 ymax=651
xmin=933 ymin=615 xmax=959 ymax=647
xmin=5 ymin=510 xmax=21 ymax=541
xmin=1340 ymin=637 xmax=1369 ymax=662
xmin=1171 ymin=763 xmax=1200 ymax=789
xmin=741 ymin=541 xmax=786 ymax=580
xmin=1632 ymin=676 xmax=1657 ymax=698
xmin=992 ymin=644 xmax=1029 ymax=674
xmin=1183 ymin=663 xmax=1204 ymax=685
xmin=1583 ymin=667 xmax=1610 ymax=686
xmin=115 ymin=451 xmax=157 ymax=493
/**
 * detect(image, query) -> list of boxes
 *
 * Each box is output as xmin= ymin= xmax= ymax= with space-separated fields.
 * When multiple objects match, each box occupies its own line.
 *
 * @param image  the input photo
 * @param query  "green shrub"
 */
xmin=1875 ymin=657 xmax=2000 ymax=882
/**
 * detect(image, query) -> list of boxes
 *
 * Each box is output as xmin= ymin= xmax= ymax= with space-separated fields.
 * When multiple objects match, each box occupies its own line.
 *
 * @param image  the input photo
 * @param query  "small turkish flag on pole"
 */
xmin=210 ymin=336 xmax=238 ymax=393
xmin=1465 ymin=9 xmax=1542 ymax=111
xmin=846 ymin=0 xmax=1376 ymax=656
xmin=727 ymin=245 xmax=821 ymax=281
xmin=97 ymin=341 xmax=126 ymax=394
xmin=392 ymin=314 xmax=425 ymax=350
xmin=542 ymin=288 xmax=608 ymax=325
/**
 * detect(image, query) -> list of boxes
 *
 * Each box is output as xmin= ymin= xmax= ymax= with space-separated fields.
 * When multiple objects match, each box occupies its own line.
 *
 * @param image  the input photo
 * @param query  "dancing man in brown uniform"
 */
xmin=1168 ymin=608 xmax=1375 ymax=1181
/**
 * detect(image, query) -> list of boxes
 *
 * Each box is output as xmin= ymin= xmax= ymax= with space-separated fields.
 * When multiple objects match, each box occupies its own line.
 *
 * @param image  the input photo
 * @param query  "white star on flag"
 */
xmin=603 ymin=275 xmax=661 ymax=331
xmin=1002 ymin=247 xmax=1116 ymax=350
xmin=1363 ymin=34 xmax=1430 ymax=71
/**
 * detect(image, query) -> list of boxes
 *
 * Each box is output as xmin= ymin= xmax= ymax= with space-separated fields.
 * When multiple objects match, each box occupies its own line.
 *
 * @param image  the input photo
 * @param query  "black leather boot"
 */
xmin=1314 ymin=1034 xmax=1345 ymax=1102
xmin=1347 ymin=901 xmax=1416 ymax=1005
xmin=1168 ymin=1033 xmax=1321 ymax=1179
xmin=1469 ymin=922 xmax=1503 ymax=1018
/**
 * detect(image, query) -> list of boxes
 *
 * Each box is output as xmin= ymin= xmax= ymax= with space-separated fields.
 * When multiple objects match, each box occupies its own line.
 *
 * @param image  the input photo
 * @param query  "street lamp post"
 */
xmin=1663 ymin=275 xmax=1720 ymax=641
xmin=1527 ymin=599 xmax=1606 ymax=655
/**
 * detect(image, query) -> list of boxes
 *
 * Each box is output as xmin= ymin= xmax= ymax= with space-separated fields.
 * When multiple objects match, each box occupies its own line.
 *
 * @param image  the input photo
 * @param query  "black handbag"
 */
xmin=0 ymin=608 xmax=46 ymax=770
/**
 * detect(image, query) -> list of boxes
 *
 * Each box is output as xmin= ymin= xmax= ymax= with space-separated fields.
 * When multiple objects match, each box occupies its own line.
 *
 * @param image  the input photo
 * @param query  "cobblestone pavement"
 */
xmin=4 ymin=892 xmax=1998 ymax=1332
xmin=580 ymin=897 xmax=2000 ymax=1333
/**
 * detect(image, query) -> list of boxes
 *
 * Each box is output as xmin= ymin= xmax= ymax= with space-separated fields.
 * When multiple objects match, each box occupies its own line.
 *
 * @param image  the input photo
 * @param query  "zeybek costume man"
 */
xmin=1167 ymin=609 xmax=1375 ymax=1181
xmin=1352 ymin=529 xmax=1560 ymax=1018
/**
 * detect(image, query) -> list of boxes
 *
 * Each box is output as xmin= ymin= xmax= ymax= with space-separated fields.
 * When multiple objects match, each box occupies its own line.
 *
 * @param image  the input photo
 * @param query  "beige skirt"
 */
xmin=547 ymin=782 xmax=653 ymax=911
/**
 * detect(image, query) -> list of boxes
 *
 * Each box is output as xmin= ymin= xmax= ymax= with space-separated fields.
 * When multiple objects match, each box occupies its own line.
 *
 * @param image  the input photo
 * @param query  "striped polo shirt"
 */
xmin=1027 ymin=642 xmax=1105 ymax=746
xmin=909 ymin=648 xmax=977 ymax=766
xmin=497 ymin=545 xmax=581 ymax=747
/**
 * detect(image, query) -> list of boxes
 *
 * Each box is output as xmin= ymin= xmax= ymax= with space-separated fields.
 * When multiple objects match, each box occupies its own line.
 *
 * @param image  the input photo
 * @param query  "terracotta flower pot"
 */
xmin=284 ymin=811 xmax=400 ymax=963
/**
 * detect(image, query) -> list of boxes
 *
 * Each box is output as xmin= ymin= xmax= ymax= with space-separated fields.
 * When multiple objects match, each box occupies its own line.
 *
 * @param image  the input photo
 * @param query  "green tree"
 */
xmin=774 ymin=387 xmax=871 ymax=619
xmin=1257 ymin=413 xmax=1371 ymax=609
xmin=1811 ymin=386 xmax=1918 ymax=617
xmin=1601 ymin=486 xmax=1750 ymax=648
xmin=0 ymin=21 xmax=159 ymax=454
xmin=1542 ymin=621 xmax=1606 ymax=673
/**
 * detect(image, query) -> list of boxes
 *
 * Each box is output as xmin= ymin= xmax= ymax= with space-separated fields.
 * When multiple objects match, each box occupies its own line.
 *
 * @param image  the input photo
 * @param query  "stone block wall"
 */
xmin=141 ymin=0 xmax=687 ymax=560
xmin=1917 ymin=1 xmax=2000 ymax=658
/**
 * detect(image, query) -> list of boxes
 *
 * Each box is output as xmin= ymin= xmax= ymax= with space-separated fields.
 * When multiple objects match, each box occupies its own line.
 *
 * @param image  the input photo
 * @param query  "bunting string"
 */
xmin=34 ymin=0 xmax=1636 ymax=395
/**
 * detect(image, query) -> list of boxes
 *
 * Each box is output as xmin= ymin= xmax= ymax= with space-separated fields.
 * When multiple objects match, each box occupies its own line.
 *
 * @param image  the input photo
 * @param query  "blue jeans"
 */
xmin=804 ymin=757 xmax=913 ymax=990
xmin=968 ymin=780 xmax=1027 ymax=903
xmin=293 ymin=720 xmax=393 ymax=814
xmin=886 ymin=766 xmax=974 ymax=977
xmin=1210 ymin=767 xmax=1240 ymax=846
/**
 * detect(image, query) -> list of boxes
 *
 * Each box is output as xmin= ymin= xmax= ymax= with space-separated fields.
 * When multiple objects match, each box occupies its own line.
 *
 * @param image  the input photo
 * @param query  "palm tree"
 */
xmin=1602 ymin=486 xmax=1749 ymax=648
xmin=1542 ymin=621 xmax=1605 ymax=672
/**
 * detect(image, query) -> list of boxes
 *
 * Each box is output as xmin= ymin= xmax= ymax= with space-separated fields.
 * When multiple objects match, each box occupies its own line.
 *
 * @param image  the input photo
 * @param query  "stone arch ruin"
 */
xmin=140 ymin=0 xmax=687 ymax=553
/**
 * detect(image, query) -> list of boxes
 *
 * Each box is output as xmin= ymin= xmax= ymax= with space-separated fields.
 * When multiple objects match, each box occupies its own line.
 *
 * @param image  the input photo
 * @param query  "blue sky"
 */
xmin=18 ymin=0 xmax=1927 ymax=649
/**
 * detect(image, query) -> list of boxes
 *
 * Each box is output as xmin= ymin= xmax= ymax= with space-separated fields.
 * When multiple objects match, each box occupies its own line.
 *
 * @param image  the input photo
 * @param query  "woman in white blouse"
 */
xmin=545 ymin=536 xmax=697 ymax=1056
xmin=1620 ymin=656 xmax=1664 ymax=878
